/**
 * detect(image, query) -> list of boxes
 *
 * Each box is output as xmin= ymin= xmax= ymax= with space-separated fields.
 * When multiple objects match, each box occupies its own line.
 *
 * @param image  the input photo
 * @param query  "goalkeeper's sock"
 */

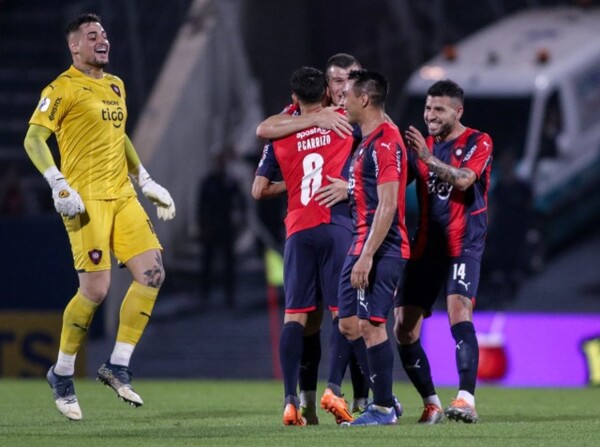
xmin=110 ymin=342 xmax=135 ymax=368
xmin=116 ymin=281 xmax=158 ymax=347
xmin=60 ymin=290 xmax=99 ymax=356
xmin=54 ymin=352 xmax=77 ymax=376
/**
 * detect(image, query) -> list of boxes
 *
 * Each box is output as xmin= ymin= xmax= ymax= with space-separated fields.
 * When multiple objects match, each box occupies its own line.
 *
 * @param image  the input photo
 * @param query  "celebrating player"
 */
xmin=338 ymin=69 xmax=410 ymax=426
xmin=23 ymin=13 xmax=175 ymax=420
xmin=255 ymin=53 xmax=372 ymax=421
xmin=394 ymin=79 xmax=493 ymax=424
xmin=252 ymin=66 xmax=357 ymax=425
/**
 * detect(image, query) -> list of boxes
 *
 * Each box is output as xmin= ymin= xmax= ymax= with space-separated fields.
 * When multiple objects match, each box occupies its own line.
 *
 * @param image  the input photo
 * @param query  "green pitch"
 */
xmin=1 ymin=380 xmax=599 ymax=447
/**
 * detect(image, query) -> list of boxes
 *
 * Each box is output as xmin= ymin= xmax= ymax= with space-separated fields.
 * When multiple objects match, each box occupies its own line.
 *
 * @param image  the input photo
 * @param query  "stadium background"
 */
xmin=0 ymin=0 xmax=598 ymax=385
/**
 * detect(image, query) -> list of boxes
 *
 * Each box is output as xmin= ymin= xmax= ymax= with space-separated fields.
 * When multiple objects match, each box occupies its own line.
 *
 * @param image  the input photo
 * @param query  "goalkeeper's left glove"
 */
xmin=132 ymin=165 xmax=176 ymax=221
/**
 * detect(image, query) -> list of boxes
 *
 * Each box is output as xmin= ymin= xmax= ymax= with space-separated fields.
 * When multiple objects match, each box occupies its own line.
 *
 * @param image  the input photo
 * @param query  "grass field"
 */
xmin=1 ymin=379 xmax=599 ymax=446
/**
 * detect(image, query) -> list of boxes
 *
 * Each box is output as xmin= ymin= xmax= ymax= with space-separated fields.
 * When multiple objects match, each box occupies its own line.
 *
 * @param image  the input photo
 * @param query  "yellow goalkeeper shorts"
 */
xmin=62 ymin=196 xmax=162 ymax=272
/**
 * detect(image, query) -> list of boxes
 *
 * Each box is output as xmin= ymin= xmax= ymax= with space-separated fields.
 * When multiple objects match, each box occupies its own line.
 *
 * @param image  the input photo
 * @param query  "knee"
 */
xmin=339 ymin=317 xmax=359 ymax=340
xmin=80 ymin=283 xmax=109 ymax=303
xmin=393 ymin=318 xmax=419 ymax=345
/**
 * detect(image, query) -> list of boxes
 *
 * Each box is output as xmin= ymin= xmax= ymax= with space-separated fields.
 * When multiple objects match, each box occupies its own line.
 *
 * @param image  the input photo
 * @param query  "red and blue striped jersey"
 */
xmin=409 ymin=127 xmax=493 ymax=259
xmin=347 ymin=122 xmax=410 ymax=259
xmin=256 ymin=111 xmax=354 ymax=238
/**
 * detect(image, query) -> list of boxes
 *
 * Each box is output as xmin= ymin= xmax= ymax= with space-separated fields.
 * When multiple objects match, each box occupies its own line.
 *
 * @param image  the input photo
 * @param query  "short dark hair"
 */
xmin=347 ymin=69 xmax=388 ymax=107
xmin=65 ymin=13 xmax=101 ymax=39
xmin=325 ymin=53 xmax=361 ymax=75
xmin=427 ymin=79 xmax=464 ymax=104
xmin=290 ymin=66 xmax=327 ymax=104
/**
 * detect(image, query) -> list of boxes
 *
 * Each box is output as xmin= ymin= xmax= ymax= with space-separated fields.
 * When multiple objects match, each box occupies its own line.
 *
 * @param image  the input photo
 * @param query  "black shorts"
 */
xmin=394 ymin=255 xmax=481 ymax=317
xmin=283 ymin=223 xmax=352 ymax=313
xmin=338 ymin=255 xmax=406 ymax=323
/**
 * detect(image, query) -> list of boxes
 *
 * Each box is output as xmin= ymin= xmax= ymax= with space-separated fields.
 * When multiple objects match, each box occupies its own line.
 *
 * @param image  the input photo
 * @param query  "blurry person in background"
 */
xmin=0 ymin=162 xmax=41 ymax=216
xmin=486 ymin=148 xmax=533 ymax=301
xmin=197 ymin=149 xmax=246 ymax=308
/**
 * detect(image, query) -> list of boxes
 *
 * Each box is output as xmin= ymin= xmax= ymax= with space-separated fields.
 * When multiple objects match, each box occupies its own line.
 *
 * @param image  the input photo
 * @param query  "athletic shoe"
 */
xmin=320 ymin=388 xmax=354 ymax=424
xmin=393 ymin=395 xmax=403 ymax=418
xmin=46 ymin=365 xmax=82 ymax=421
xmin=444 ymin=398 xmax=478 ymax=423
xmin=351 ymin=397 xmax=370 ymax=414
xmin=300 ymin=406 xmax=319 ymax=425
xmin=342 ymin=404 xmax=397 ymax=426
xmin=97 ymin=361 xmax=143 ymax=407
xmin=283 ymin=403 xmax=306 ymax=426
xmin=418 ymin=403 xmax=444 ymax=424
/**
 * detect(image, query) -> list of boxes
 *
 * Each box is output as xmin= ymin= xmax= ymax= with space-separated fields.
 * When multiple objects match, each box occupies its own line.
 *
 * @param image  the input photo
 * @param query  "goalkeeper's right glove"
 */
xmin=43 ymin=166 xmax=85 ymax=218
xmin=131 ymin=165 xmax=176 ymax=221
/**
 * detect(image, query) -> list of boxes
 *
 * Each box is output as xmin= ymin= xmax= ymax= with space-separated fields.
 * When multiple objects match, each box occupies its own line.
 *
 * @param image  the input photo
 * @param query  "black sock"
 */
xmin=280 ymin=321 xmax=305 ymax=398
xmin=326 ymin=318 xmax=352 ymax=388
xmin=451 ymin=321 xmax=479 ymax=394
xmin=366 ymin=340 xmax=394 ymax=408
xmin=299 ymin=331 xmax=321 ymax=394
xmin=398 ymin=339 xmax=436 ymax=398
xmin=349 ymin=337 xmax=370 ymax=382
xmin=349 ymin=352 xmax=369 ymax=400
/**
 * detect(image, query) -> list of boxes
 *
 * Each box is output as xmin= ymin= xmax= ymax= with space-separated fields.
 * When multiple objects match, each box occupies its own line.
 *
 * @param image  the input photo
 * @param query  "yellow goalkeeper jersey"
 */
xmin=29 ymin=65 xmax=135 ymax=200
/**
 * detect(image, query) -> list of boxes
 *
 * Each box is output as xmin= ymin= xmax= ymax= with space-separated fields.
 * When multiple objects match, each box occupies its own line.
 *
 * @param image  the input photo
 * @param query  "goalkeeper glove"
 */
xmin=43 ymin=166 xmax=85 ymax=218
xmin=132 ymin=165 xmax=176 ymax=220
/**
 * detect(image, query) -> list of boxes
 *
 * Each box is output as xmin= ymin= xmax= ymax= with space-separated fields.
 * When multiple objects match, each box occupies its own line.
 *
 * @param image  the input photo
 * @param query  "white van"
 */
xmin=399 ymin=6 xmax=600 ymax=251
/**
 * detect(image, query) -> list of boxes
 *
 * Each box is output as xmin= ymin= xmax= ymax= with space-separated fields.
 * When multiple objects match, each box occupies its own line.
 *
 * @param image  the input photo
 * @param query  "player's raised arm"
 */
xmin=124 ymin=135 xmax=176 ymax=220
xmin=405 ymin=125 xmax=476 ymax=191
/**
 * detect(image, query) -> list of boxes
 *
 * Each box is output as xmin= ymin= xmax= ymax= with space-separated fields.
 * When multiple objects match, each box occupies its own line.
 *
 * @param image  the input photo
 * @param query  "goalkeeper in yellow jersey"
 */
xmin=23 ymin=13 xmax=175 ymax=421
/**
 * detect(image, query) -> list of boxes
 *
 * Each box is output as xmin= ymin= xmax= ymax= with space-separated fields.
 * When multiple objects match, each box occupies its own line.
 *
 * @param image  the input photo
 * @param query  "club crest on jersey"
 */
xmin=110 ymin=84 xmax=121 ymax=97
xmin=454 ymin=148 xmax=463 ymax=157
xmin=88 ymin=249 xmax=103 ymax=265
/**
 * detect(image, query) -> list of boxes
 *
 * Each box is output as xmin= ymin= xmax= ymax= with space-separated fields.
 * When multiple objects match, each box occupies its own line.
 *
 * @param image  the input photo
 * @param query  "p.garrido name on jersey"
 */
xmin=296 ymin=127 xmax=331 ymax=152
xmin=101 ymin=100 xmax=125 ymax=128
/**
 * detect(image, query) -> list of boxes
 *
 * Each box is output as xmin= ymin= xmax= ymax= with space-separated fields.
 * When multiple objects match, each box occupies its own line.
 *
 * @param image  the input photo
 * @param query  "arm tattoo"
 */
xmin=142 ymin=252 xmax=165 ymax=288
xmin=425 ymin=156 xmax=471 ymax=186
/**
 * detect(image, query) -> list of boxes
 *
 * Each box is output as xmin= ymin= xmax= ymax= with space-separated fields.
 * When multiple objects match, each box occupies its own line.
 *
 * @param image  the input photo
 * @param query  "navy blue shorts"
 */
xmin=283 ymin=223 xmax=352 ymax=313
xmin=338 ymin=255 xmax=407 ymax=323
xmin=394 ymin=255 xmax=481 ymax=316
